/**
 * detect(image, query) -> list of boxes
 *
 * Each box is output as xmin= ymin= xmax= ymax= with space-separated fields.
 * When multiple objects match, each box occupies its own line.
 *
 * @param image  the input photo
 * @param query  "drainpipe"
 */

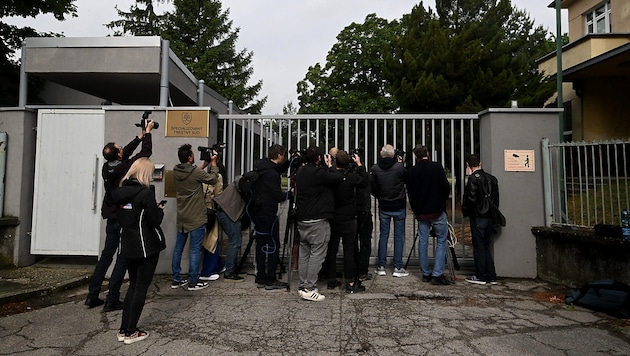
xmin=159 ymin=39 xmax=170 ymax=107
xmin=555 ymin=0 xmax=564 ymax=142
xmin=18 ymin=44 xmax=27 ymax=107
xmin=197 ymin=80 xmax=204 ymax=106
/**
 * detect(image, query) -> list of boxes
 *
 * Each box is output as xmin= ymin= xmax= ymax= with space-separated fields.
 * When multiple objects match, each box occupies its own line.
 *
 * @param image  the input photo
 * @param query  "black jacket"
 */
xmin=370 ymin=158 xmax=406 ymax=211
xmin=101 ymin=133 xmax=152 ymax=219
xmin=333 ymin=165 xmax=368 ymax=222
xmin=111 ymin=179 xmax=166 ymax=259
xmin=295 ymin=164 xmax=343 ymax=221
xmin=406 ymin=159 xmax=450 ymax=216
xmin=251 ymin=157 xmax=289 ymax=217
xmin=462 ymin=169 xmax=499 ymax=218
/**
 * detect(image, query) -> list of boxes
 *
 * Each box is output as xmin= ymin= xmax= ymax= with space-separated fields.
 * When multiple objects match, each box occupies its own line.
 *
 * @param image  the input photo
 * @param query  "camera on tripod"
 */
xmin=198 ymin=142 xmax=226 ymax=161
xmin=135 ymin=111 xmax=159 ymax=130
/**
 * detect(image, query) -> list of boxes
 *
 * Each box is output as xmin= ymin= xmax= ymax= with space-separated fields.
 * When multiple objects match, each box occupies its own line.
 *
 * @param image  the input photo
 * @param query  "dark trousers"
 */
xmin=470 ymin=216 xmax=497 ymax=281
xmin=253 ymin=214 xmax=280 ymax=282
xmin=88 ymin=219 xmax=127 ymax=304
xmin=355 ymin=211 xmax=373 ymax=276
xmin=120 ymin=253 xmax=159 ymax=333
xmin=325 ymin=219 xmax=357 ymax=284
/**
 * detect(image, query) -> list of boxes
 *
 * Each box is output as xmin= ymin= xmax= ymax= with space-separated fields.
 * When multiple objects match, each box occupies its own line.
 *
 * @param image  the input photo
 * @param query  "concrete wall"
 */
xmin=479 ymin=108 xmax=561 ymax=278
xmin=0 ymin=109 xmax=37 ymax=267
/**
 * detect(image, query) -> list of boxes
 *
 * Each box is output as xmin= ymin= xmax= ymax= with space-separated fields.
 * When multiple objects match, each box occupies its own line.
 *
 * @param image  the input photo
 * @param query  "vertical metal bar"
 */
xmin=542 ymin=139 xmax=553 ymax=227
xmin=590 ymin=144 xmax=598 ymax=223
xmin=606 ymin=143 xmax=614 ymax=224
xmin=576 ymin=144 xmax=584 ymax=226
xmin=614 ymin=142 xmax=621 ymax=224
xmin=598 ymin=144 xmax=606 ymax=224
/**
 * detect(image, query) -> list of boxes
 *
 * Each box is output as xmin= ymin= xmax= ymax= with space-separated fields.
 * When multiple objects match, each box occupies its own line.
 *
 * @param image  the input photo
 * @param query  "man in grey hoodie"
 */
xmin=171 ymin=144 xmax=219 ymax=291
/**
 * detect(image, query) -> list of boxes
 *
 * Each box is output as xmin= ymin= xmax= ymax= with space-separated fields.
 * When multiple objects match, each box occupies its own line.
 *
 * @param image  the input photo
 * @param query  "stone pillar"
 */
xmin=479 ymin=108 xmax=561 ymax=278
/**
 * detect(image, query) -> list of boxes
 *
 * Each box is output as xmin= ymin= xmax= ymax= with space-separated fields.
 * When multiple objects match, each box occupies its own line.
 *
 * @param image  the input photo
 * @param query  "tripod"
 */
xmin=404 ymin=224 xmax=460 ymax=281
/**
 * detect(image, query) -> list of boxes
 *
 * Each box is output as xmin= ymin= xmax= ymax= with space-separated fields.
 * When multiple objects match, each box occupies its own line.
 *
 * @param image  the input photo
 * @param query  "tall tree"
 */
xmin=105 ymin=0 xmax=166 ymax=36
xmin=107 ymin=0 xmax=265 ymax=113
xmin=297 ymin=14 xmax=399 ymax=114
xmin=0 ymin=0 xmax=77 ymax=106
xmin=385 ymin=0 xmax=555 ymax=112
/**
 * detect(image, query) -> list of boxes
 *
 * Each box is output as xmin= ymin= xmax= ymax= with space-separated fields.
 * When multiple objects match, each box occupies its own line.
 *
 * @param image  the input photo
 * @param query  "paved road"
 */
xmin=1 ymin=264 xmax=630 ymax=355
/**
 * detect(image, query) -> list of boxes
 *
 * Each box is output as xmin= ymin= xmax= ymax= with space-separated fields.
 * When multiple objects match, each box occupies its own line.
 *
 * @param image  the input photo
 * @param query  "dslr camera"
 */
xmin=198 ymin=142 xmax=226 ymax=161
xmin=135 ymin=111 xmax=159 ymax=130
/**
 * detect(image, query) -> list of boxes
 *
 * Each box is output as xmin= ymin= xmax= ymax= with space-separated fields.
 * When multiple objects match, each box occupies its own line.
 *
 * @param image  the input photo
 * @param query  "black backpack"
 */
xmin=237 ymin=169 xmax=259 ymax=202
xmin=565 ymin=279 xmax=630 ymax=318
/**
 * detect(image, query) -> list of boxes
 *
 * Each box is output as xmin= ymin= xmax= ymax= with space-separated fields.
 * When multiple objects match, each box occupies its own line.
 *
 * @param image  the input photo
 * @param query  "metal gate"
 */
xmin=218 ymin=114 xmax=479 ymax=267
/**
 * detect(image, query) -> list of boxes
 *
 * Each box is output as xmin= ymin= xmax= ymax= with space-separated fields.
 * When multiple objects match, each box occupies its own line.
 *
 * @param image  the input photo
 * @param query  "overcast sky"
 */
xmin=6 ymin=0 xmax=567 ymax=114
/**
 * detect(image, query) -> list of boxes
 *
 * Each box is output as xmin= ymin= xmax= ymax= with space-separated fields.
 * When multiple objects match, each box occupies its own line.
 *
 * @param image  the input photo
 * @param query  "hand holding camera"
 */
xmin=135 ymin=111 xmax=159 ymax=133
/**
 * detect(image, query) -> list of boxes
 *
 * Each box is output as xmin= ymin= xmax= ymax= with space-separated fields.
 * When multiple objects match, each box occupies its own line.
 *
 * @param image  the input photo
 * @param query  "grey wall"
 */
xmin=480 ymin=108 xmax=561 ymax=278
xmin=0 ymin=109 xmax=37 ymax=266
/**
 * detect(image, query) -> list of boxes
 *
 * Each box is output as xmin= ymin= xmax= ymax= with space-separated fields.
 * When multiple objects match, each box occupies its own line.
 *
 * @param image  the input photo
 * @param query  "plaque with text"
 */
xmin=165 ymin=110 xmax=209 ymax=137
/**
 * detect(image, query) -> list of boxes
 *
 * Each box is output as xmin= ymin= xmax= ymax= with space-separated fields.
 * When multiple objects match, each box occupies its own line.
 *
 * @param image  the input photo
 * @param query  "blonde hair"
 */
xmin=121 ymin=157 xmax=154 ymax=187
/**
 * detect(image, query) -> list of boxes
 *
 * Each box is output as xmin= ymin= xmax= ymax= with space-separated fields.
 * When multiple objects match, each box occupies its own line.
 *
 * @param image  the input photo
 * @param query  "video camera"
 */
xmin=289 ymin=148 xmax=306 ymax=169
xmin=198 ymin=142 xmax=226 ymax=161
xmin=135 ymin=111 xmax=159 ymax=130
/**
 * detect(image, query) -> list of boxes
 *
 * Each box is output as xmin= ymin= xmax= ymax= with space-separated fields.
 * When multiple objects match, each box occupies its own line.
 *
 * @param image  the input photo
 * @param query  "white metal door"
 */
xmin=31 ymin=109 xmax=105 ymax=255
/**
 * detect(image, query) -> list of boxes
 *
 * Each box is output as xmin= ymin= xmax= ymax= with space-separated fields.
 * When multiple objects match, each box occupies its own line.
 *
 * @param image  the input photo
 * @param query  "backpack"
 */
xmin=565 ymin=280 xmax=630 ymax=318
xmin=237 ymin=169 xmax=259 ymax=201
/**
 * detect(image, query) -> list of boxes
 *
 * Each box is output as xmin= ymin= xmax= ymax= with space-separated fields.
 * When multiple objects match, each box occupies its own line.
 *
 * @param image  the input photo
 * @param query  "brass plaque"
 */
xmin=165 ymin=110 xmax=209 ymax=137
xmin=164 ymin=170 xmax=177 ymax=197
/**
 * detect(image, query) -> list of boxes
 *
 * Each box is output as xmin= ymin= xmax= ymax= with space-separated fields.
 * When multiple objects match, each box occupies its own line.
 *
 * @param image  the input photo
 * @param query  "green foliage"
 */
xmin=298 ymin=14 xmax=399 ymax=114
xmin=106 ymin=0 xmax=167 ymax=36
xmin=0 ymin=0 xmax=77 ymax=106
xmin=107 ymin=0 xmax=265 ymax=114
xmin=384 ymin=0 xmax=558 ymax=112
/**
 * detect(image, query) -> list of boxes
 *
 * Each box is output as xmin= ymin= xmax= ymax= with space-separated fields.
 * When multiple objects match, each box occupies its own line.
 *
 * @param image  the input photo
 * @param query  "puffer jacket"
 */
xmin=370 ymin=157 xmax=406 ymax=211
xmin=111 ymin=179 xmax=166 ymax=259
xmin=173 ymin=163 xmax=219 ymax=232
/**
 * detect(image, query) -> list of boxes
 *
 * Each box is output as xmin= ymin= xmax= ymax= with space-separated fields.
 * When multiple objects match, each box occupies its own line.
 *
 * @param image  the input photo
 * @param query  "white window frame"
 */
xmin=585 ymin=1 xmax=611 ymax=35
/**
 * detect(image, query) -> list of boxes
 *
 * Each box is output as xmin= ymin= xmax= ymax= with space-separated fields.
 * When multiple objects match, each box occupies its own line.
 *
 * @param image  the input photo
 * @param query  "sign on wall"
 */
xmin=504 ymin=149 xmax=535 ymax=172
xmin=165 ymin=110 xmax=209 ymax=137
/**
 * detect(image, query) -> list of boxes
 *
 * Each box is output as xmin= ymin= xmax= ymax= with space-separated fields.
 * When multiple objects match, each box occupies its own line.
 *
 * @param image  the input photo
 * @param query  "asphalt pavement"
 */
xmin=1 ymin=257 xmax=630 ymax=355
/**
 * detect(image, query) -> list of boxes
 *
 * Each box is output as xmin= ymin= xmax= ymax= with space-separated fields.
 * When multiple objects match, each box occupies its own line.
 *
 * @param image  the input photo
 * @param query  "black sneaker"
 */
xmin=85 ymin=297 xmax=104 ymax=308
xmin=346 ymin=282 xmax=366 ymax=294
xmin=224 ymin=273 xmax=245 ymax=283
xmin=430 ymin=275 xmax=451 ymax=285
xmin=422 ymin=275 xmax=432 ymax=283
xmin=102 ymin=301 xmax=124 ymax=312
xmin=359 ymin=273 xmax=373 ymax=281
xmin=265 ymin=280 xmax=288 ymax=290
xmin=327 ymin=280 xmax=341 ymax=289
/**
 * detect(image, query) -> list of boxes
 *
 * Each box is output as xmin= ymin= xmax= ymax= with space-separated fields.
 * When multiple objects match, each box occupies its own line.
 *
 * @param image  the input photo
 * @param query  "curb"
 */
xmin=0 ymin=275 xmax=91 ymax=305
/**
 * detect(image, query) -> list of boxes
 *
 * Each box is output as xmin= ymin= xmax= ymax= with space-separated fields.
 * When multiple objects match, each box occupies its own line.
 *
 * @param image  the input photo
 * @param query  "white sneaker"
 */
xmin=187 ymin=282 xmax=209 ymax=291
xmin=123 ymin=330 xmax=149 ymax=344
xmin=375 ymin=266 xmax=386 ymax=276
xmin=299 ymin=289 xmax=325 ymax=301
xmin=393 ymin=267 xmax=409 ymax=277
xmin=199 ymin=274 xmax=220 ymax=281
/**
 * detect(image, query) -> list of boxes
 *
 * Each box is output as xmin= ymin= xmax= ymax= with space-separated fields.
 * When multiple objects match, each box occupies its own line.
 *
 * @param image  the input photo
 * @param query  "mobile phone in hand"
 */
xmin=159 ymin=200 xmax=167 ymax=206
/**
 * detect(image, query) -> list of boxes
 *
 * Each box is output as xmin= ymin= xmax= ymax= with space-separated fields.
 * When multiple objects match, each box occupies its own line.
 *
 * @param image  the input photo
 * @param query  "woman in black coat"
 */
xmin=111 ymin=157 xmax=166 ymax=344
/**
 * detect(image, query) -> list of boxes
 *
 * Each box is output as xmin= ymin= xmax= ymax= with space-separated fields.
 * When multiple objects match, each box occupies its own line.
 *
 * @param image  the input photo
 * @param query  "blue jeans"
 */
xmin=417 ymin=212 xmax=448 ymax=277
xmin=377 ymin=208 xmax=406 ymax=269
xmin=172 ymin=224 xmax=205 ymax=285
xmin=217 ymin=210 xmax=242 ymax=275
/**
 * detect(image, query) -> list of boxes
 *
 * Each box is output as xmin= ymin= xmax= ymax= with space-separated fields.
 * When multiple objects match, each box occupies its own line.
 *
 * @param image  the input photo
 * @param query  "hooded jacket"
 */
xmin=111 ymin=178 xmax=165 ymax=259
xmin=333 ymin=165 xmax=368 ymax=221
xmin=173 ymin=163 xmax=219 ymax=232
xmin=370 ymin=157 xmax=406 ymax=211
xmin=251 ymin=157 xmax=289 ymax=216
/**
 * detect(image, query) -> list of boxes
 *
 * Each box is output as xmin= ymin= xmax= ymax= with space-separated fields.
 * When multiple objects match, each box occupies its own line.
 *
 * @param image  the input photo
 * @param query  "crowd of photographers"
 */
xmin=86 ymin=113 xmax=498 ymax=342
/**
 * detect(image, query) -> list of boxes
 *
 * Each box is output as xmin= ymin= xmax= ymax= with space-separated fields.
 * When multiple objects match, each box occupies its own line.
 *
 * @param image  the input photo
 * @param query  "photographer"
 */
xmin=371 ymin=144 xmax=409 ymax=278
xmin=294 ymin=146 xmax=343 ymax=301
xmin=323 ymin=150 xmax=368 ymax=293
xmin=171 ymin=144 xmax=219 ymax=291
xmin=85 ymin=115 xmax=154 ymax=311
xmin=250 ymin=144 xmax=290 ymax=290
